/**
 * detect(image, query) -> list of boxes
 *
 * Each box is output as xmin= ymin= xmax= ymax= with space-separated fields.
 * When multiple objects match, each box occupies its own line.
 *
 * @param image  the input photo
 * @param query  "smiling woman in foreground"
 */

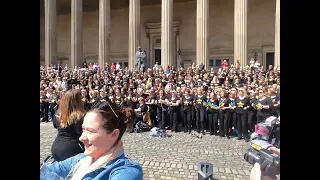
xmin=41 ymin=101 xmax=142 ymax=180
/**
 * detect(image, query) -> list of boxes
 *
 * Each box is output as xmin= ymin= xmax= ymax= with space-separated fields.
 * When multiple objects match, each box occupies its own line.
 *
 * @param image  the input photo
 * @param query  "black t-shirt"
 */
xmin=97 ymin=96 xmax=108 ymax=103
xmin=50 ymin=96 xmax=57 ymax=108
xmin=235 ymin=97 xmax=250 ymax=114
xmin=132 ymin=93 xmax=139 ymax=109
xmin=268 ymin=75 xmax=276 ymax=85
xmin=168 ymin=97 xmax=179 ymax=112
xmin=256 ymin=97 xmax=273 ymax=116
xmin=125 ymin=93 xmax=135 ymax=108
xmin=248 ymin=97 xmax=257 ymax=112
xmin=194 ymin=95 xmax=207 ymax=109
xmin=89 ymin=96 xmax=98 ymax=105
xmin=113 ymin=96 xmax=123 ymax=106
xmin=147 ymin=94 xmax=158 ymax=112
xmin=182 ymin=95 xmax=193 ymax=108
xmin=40 ymin=95 xmax=49 ymax=107
xmin=81 ymin=96 xmax=91 ymax=111
xmin=219 ymin=98 xmax=231 ymax=111
xmin=156 ymin=95 xmax=168 ymax=110
xmin=108 ymin=94 xmax=114 ymax=103
xmin=207 ymin=99 xmax=219 ymax=113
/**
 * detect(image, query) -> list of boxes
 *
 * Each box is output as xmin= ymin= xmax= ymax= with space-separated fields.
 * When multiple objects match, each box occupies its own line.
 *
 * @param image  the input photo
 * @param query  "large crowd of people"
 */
xmin=40 ymin=58 xmax=280 ymax=143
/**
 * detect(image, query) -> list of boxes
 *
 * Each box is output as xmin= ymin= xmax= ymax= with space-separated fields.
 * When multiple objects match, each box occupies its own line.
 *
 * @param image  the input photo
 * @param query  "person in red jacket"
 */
xmin=222 ymin=59 xmax=229 ymax=69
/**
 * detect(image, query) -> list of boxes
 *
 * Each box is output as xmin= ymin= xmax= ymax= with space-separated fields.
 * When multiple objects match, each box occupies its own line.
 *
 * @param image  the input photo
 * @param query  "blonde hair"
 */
xmin=59 ymin=90 xmax=86 ymax=128
xmin=238 ymin=88 xmax=248 ymax=97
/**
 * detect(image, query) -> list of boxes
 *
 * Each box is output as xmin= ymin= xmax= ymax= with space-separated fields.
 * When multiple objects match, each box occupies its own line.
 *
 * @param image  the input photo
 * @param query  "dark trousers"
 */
xmin=192 ymin=107 xmax=196 ymax=129
xmin=157 ymin=108 xmax=167 ymax=129
xmin=169 ymin=111 xmax=178 ymax=131
xmin=183 ymin=107 xmax=192 ymax=132
xmin=150 ymin=110 xmax=157 ymax=127
xmin=180 ymin=108 xmax=185 ymax=128
xmin=219 ymin=110 xmax=229 ymax=136
xmin=41 ymin=106 xmax=49 ymax=122
xmin=195 ymin=108 xmax=205 ymax=132
xmin=248 ymin=110 xmax=256 ymax=132
xmin=229 ymin=111 xmax=237 ymax=129
xmin=208 ymin=112 xmax=218 ymax=134
xmin=237 ymin=112 xmax=248 ymax=139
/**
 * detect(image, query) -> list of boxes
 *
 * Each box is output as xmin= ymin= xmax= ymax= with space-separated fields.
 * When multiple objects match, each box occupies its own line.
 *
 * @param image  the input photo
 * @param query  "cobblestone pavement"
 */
xmin=41 ymin=122 xmax=253 ymax=180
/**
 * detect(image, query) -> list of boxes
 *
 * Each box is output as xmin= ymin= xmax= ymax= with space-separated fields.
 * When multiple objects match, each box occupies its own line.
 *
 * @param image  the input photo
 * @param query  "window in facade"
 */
xmin=215 ymin=59 xmax=222 ymax=66
xmin=209 ymin=59 xmax=214 ymax=67
xmin=184 ymin=60 xmax=192 ymax=68
xmin=123 ymin=62 xmax=128 ymax=68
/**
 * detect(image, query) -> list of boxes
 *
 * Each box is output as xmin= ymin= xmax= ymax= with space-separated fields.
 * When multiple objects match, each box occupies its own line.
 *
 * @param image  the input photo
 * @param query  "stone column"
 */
xmin=44 ymin=0 xmax=57 ymax=68
xmin=146 ymin=31 xmax=151 ymax=68
xmin=161 ymin=0 xmax=173 ymax=69
xmin=128 ymin=0 xmax=140 ymax=70
xmin=196 ymin=0 xmax=209 ymax=69
xmin=234 ymin=0 xmax=248 ymax=67
xmin=99 ymin=0 xmax=111 ymax=70
xmin=71 ymin=0 xmax=83 ymax=70
xmin=274 ymin=0 xmax=280 ymax=67
xmin=176 ymin=32 xmax=180 ymax=68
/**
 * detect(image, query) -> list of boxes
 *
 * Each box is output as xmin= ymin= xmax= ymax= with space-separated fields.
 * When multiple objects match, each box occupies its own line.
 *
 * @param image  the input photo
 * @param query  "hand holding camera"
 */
xmin=245 ymin=140 xmax=280 ymax=180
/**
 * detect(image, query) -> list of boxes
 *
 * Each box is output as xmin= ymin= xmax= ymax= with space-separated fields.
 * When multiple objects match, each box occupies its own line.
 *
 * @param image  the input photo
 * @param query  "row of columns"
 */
xmin=45 ymin=0 xmax=111 ymax=69
xmin=44 ymin=0 xmax=280 ymax=69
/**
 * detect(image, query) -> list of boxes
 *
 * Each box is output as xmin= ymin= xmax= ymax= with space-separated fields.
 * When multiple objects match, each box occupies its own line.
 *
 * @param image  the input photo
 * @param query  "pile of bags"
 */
xmin=149 ymin=127 xmax=172 ymax=138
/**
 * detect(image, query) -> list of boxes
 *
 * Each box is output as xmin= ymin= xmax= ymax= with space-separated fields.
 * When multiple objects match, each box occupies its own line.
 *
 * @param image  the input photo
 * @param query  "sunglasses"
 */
xmin=92 ymin=101 xmax=120 ymax=128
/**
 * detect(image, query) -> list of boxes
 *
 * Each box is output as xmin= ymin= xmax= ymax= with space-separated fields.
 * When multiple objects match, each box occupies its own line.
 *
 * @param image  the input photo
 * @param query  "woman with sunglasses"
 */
xmin=41 ymin=101 xmax=143 ymax=180
xmin=255 ymin=88 xmax=273 ymax=123
xmin=113 ymin=88 xmax=124 ymax=107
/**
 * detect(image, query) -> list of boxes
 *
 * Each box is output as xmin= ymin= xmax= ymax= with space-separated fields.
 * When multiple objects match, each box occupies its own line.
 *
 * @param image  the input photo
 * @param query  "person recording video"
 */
xmin=250 ymin=146 xmax=280 ymax=180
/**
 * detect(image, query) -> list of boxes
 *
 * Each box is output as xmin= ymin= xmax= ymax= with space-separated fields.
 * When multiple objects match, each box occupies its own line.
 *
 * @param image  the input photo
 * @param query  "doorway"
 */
xmin=266 ymin=52 xmax=274 ymax=70
xmin=155 ymin=49 xmax=161 ymax=66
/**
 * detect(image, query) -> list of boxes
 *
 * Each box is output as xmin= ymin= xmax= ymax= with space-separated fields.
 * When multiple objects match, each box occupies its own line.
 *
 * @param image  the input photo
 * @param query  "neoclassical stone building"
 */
xmin=40 ymin=0 xmax=280 ymax=70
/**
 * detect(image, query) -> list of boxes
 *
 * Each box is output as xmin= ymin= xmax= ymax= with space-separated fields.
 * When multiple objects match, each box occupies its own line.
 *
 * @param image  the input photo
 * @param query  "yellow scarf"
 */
xmin=70 ymin=140 xmax=124 ymax=180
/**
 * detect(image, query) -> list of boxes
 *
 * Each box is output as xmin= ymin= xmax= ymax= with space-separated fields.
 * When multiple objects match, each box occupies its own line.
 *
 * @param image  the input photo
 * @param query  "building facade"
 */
xmin=40 ymin=0 xmax=280 ymax=70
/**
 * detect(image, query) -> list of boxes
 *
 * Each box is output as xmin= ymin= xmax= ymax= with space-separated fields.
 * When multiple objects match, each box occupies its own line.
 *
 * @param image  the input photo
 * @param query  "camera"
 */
xmin=250 ymin=116 xmax=280 ymax=148
xmin=244 ymin=140 xmax=280 ymax=176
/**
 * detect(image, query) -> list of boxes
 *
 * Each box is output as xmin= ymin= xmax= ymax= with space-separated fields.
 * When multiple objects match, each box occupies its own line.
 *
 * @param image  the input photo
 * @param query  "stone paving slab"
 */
xmin=41 ymin=122 xmax=254 ymax=179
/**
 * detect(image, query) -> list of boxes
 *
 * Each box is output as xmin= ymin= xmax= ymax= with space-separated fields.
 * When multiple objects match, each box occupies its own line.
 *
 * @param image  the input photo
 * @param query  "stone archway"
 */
xmin=145 ymin=21 xmax=181 ymax=68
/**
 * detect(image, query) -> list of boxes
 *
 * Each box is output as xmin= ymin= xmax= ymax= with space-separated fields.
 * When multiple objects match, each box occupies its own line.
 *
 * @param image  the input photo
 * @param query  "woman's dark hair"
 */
xmin=89 ymin=102 xmax=136 ymax=143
